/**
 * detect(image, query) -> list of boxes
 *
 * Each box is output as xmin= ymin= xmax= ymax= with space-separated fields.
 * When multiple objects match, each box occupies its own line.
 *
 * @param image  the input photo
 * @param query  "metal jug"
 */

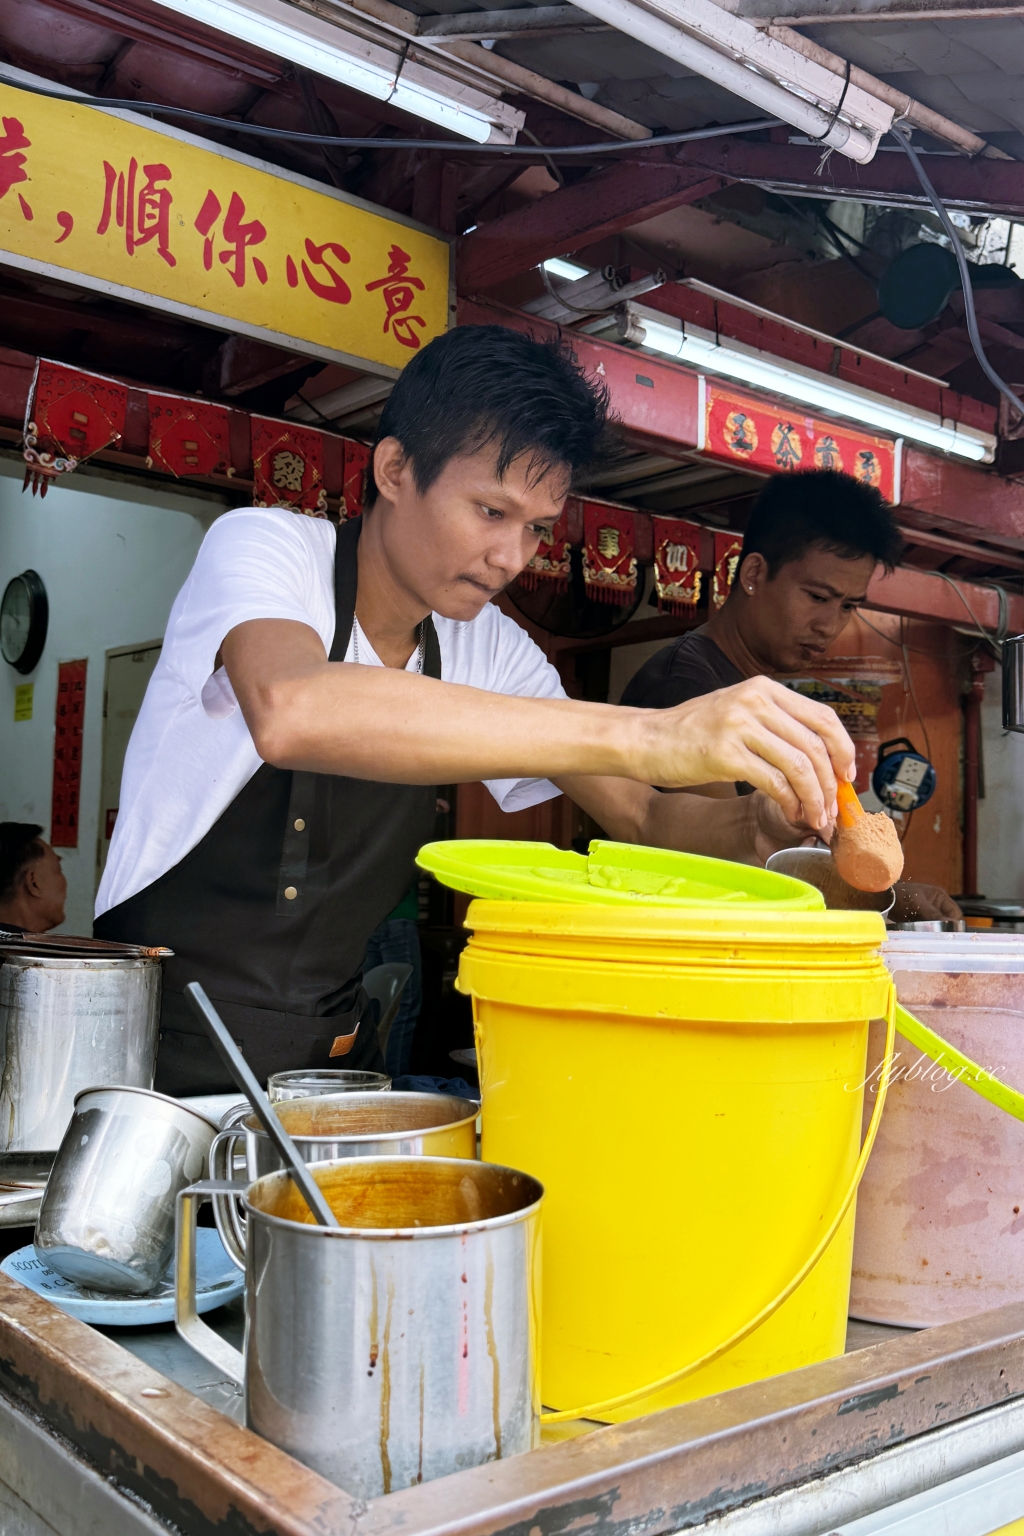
xmin=0 ymin=954 xmax=161 ymax=1151
xmin=36 ymin=1087 xmax=216 ymax=1293
xmin=177 ymin=1156 xmax=542 ymax=1497
xmin=208 ymin=1091 xmax=478 ymax=1263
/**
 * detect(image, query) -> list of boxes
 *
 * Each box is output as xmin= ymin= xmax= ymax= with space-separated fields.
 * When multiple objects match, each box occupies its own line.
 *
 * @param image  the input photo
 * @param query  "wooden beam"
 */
xmin=459 ymin=139 xmax=1024 ymax=295
xmin=458 ymin=158 xmax=724 ymax=292
xmin=865 ymin=564 xmax=1023 ymax=632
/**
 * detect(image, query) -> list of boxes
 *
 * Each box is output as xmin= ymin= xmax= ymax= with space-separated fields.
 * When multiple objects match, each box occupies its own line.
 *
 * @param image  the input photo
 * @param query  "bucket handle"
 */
xmin=892 ymin=1002 xmax=1024 ymax=1123
xmin=208 ymin=1127 xmax=249 ymax=1268
xmin=175 ymin=1180 xmax=245 ymax=1386
xmin=540 ymin=987 xmax=899 ymax=1425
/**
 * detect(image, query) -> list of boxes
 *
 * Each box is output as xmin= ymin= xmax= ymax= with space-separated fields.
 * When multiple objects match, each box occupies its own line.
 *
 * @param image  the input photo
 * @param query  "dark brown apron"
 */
xmin=95 ymin=516 xmax=439 ymax=1095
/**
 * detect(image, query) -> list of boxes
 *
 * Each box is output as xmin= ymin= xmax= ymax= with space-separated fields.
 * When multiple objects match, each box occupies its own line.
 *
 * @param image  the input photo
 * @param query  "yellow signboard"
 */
xmin=13 ymin=683 xmax=33 ymax=722
xmin=0 ymin=77 xmax=451 ymax=377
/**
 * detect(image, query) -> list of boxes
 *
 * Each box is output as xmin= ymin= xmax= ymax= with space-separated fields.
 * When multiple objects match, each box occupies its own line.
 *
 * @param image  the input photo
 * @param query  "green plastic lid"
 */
xmin=416 ymin=839 xmax=824 ymax=911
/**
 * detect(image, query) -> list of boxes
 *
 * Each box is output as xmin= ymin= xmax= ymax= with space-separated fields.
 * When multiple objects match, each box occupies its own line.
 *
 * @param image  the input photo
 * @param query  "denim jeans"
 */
xmin=364 ymin=917 xmax=423 ymax=1078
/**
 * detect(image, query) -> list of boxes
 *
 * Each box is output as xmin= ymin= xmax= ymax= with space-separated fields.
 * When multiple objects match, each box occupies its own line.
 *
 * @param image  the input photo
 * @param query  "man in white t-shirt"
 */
xmin=95 ymin=324 xmax=855 ymax=1095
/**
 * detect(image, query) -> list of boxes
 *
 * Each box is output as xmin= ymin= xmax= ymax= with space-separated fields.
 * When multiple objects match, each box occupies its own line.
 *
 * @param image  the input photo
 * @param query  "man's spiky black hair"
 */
xmin=741 ymin=469 xmax=904 ymax=577
xmin=365 ymin=324 xmax=612 ymax=506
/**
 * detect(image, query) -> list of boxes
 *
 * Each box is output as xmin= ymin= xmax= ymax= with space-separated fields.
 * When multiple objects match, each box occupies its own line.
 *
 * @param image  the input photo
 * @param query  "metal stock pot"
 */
xmin=0 ymin=952 xmax=161 ymax=1152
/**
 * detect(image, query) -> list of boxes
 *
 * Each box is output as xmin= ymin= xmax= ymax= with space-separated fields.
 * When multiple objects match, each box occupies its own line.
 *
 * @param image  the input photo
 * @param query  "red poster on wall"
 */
xmin=701 ymin=382 xmax=899 ymax=504
xmin=51 ymin=659 xmax=87 ymax=848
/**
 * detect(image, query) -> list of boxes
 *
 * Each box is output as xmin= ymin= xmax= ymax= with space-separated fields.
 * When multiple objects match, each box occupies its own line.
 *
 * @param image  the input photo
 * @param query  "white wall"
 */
xmin=0 ymin=456 xmax=225 ymax=933
xmin=978 ymin=672 xmax=1024 ymax=900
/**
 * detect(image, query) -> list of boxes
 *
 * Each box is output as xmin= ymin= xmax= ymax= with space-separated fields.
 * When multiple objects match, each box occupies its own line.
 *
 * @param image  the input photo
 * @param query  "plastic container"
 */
xmin=851 ymin=931 xmax=1024 ymax=1328
xmin=458 ymin=900 xmax=893 ymax=1421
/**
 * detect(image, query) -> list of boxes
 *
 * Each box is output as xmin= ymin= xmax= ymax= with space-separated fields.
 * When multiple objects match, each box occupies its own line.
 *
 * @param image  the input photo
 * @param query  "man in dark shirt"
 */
xmin=622 ymin=469 xmax=960 ymax=919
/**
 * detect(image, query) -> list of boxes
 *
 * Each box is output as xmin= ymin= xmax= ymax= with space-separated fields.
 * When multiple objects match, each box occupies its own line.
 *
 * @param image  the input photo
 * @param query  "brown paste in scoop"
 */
xmin=831 ymin=811 xmax=904 ymax=893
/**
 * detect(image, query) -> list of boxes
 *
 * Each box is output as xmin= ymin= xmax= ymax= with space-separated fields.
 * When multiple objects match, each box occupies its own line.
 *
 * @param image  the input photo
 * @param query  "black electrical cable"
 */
xmin=0 ymin=69 xmax=781 ymax=156
xmin=891 ymin=122 xmax=1024 ymax=421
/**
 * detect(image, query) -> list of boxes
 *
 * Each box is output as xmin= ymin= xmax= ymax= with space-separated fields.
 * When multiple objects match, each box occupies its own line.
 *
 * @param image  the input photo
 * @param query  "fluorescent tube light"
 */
xmin=144 ymin=0 xmax=514 ymax=144
xmin=631 ymin=309 xmax=994 ymax=464
xmin=543 ymin=258 xmax=590 ymax=280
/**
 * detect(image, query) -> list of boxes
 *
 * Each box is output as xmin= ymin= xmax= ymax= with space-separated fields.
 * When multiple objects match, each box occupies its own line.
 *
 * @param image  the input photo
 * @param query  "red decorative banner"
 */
xmin=51 ymin=659 xmax=87 ymax=848
xmin=341 ymin=438 xmax=372 ymax=519
xmin=702 ymin=382 xmax=898 ymax=504
xmin=148 ymin=394 xmax=231 ymax=478
xmin=251 ymin=416 xmax=328 ymax=517
xmin=582 ymin=502 xmax=637 ymax=605
xmin=519 ymin=502 xmax=573 ymax=591
xmin=713 ymin=531 xmax=743 ymax=610
xmin=652 ymin=516 xmax=703 ymax=613
xmin=23 ymin=360 xmax=127 ymax=496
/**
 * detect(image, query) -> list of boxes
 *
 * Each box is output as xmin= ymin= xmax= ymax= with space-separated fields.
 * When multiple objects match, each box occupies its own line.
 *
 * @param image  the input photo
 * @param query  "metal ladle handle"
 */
xmin=184 ymin=982 xmax=339 ymax=1229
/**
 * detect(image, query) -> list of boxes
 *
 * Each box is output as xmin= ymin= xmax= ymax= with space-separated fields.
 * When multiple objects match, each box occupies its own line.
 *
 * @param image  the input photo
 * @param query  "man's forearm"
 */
xmin=559 ymin=774 xmax=762 ymax=863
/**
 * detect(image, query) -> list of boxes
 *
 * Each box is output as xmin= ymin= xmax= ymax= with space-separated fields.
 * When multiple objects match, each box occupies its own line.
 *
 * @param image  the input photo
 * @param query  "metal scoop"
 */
xmin=184 ymin=982 xmax=339 ymax=1229
xmin=765 ymin=846 xmax=895 ymax=916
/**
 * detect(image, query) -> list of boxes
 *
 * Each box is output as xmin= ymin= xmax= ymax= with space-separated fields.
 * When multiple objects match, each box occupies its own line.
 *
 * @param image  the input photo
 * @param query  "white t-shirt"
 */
xmin=96 ymin=508 xmax=566 ymax=918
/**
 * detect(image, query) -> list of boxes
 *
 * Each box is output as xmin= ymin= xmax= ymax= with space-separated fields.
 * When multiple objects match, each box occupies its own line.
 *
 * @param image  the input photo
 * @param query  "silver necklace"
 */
xmin=351 ymin=615 xmax=426 ymax=673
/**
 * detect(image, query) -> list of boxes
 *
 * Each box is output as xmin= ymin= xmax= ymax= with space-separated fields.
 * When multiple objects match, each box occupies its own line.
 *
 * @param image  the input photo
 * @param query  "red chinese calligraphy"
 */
xmin=285 ymin=238 xmax=352 ymax=304
xmin=98 ymin=158 xmax=176 ymax=268
xmin=365 ymin=244 xmax=426 ymax=349
xmin=0 ymin=116 xmax=30 ymax=203
xmin=195 ymin=189 xmax=268 ymax=287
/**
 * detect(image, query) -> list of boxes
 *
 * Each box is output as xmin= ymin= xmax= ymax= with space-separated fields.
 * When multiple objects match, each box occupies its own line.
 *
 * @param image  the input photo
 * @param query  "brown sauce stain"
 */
xmin=368 ymin=1257 xmax=379 ymax=1376
xmin=256 ymin=1158 xmax=541 ymax=1231
xmin=245 ymin=1093 xmax=471 ymax=1139
xmin=483 ymin=1248 xmax=501 ymax=1460
xmin=379 ymin=1279 xmax=395 ymax=1494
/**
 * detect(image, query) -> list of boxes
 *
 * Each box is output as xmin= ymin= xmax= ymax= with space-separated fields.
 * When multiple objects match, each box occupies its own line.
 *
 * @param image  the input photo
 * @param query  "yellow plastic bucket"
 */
xmin=459 ymin=902 xmax=895 ymax=1422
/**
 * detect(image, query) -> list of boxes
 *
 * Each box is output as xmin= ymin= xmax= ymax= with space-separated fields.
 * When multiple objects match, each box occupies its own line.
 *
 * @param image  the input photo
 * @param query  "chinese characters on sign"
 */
xmin=365 ymin=244 xmax=427 ymax=349
xmin=704 ymin=383 xmax=898 ymax=503
xmin=0 ymin=81 xmax=450 ymax=373
xmin=652 ymin=516 xmax=703 ymax=613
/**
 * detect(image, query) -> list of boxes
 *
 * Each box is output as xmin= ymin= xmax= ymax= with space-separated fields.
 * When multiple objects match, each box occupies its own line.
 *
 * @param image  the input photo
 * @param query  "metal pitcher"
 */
xmin=0 ymin=955 xmax=161 ymax=1151
xmin=177 ymin=1156 xmax=542 ymax=1497
xmin=208 ymin=1091 xmax=478 ymax=1263
xmin=36 ymin=1087 xmax=216 ymax=1293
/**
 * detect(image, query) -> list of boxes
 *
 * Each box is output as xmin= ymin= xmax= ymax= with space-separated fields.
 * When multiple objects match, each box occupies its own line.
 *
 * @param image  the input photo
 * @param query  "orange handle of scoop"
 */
xmin=835 ymin=779 xmax=865 ymax=829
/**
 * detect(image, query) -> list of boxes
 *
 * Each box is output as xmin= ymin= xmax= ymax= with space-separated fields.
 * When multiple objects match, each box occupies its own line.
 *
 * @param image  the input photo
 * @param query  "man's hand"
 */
xmin=638 ymin=676 xmax=855 ymax=832
xmin=891 ymin=883 xmax=963 ymax=922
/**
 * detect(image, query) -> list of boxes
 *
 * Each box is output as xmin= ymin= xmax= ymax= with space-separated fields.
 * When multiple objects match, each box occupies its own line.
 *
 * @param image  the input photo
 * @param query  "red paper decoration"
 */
xmin=519 ymin=502 xmax=573 ymax=591
xmin=703 ymin=382 xmax=898 ymax=504
xmin=652 ymin=517 xmax=703 ymax=613
xmin=342 ymin=438 xmax=372 ymax=519
xmin=23 ymin=361 xmax=127 ymax=495
xmin=712 ymin=531 xmax=744 ymax=610
xmin=148 ymin=394 xmax=231 ymax=478
xmin=251 ymin=416 xmax=328 ymax=517
xmin=582 ymin=502 xmax=637 ymax=605
xmin=51 ymin=659 xmax=87 ymax=848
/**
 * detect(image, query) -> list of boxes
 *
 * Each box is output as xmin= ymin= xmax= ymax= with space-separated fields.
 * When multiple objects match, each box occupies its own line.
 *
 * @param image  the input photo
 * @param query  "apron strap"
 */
xmin=276 ymin=517 xmax=439 ymax=915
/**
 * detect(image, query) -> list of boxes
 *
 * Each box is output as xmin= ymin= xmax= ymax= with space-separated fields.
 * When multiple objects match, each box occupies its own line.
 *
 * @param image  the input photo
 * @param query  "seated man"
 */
xmin=0 ymin=823 xmax=67 ymax=936
xmin=622 ymin=469 xmax=961 ymax=922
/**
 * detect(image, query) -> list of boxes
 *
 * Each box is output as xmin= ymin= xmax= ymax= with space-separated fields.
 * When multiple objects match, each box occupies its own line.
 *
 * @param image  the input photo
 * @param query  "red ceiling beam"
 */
xmin=458 ymin=160 xmax=724 ymax=293
xmin=865 ymin=564 xmax=1023 ymax=633
xmin=901 ymin=449 xmax=1024 ymax=549
xmin=459 ymin=140 xmax=1024 ymax=295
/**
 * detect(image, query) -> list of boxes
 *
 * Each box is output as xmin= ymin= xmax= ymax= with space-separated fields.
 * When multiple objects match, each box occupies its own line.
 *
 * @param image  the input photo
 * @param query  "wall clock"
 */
xmin=1 ymin=570 xmax=48 ymax=675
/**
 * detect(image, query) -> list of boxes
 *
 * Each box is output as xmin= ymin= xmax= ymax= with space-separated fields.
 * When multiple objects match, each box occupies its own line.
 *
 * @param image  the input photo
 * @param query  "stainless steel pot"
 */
xmin=208 ymin=1091 xmax=478 ymax=1264
xmin=36 ymin=1087 xmax=216 ymax=1293
xmin=177 ymin=1156 xmax=542 ymax=1497
xmin=765 ymin=846 xmax=896 ymax=916
xmin=0 ymin=955 xmax=161 ymax=1151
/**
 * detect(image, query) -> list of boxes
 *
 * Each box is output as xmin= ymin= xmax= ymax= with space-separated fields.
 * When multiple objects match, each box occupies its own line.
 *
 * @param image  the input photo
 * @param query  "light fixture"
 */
xmin=144 ymin=0 xmax=521 ymax=144
xmin=542 ymin=258 xmax=590 ymax=280
xmin=622 ymin=305 xmax=995 ymax=464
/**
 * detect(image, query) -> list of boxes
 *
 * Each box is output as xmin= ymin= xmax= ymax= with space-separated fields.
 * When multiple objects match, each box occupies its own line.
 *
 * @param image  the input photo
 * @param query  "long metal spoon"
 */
xmin=185 ymin=981 xmax=339 ymax=1229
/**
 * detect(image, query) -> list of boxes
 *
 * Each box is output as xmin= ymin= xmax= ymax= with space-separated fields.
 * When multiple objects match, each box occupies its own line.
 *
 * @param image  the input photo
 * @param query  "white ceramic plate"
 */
xmin=1 ymin=1228 xmax=243 ymax=1326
